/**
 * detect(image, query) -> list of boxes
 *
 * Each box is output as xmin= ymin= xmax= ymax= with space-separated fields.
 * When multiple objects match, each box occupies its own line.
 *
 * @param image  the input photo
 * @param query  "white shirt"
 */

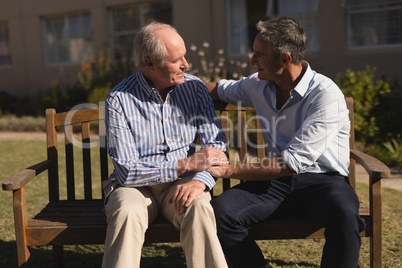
xmin=217 ymin=62 xmax=350 ymax=176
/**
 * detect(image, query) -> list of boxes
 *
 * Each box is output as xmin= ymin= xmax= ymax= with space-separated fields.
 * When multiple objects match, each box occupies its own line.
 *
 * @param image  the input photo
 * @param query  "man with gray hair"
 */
xmin=102 ymin=22 xmax=228 ymax=268
xmin=207 ymin=17 xmax=365 ymax=268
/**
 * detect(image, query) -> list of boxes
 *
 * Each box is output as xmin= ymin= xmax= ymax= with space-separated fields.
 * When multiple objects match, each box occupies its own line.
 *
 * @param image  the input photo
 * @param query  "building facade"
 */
xmin=0 ymin=0 xmax=401 ymax=97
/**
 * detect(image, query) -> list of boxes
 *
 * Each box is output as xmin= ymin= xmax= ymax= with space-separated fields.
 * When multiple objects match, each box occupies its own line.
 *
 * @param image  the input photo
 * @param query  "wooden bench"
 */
xmin=2 ymin=97 xmax=391 ymax=268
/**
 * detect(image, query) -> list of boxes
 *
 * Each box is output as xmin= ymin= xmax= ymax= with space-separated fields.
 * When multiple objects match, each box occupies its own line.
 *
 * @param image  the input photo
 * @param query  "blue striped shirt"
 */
xmin=105 ymin=70 xmax=226 ymax=190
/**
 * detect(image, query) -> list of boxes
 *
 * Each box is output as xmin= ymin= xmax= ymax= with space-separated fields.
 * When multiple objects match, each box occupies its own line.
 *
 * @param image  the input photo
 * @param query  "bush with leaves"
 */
xmin=42 ymin=81 xmax=88 ymax=113
xmin=78 ymin=50 xmax=134 ymax=104
xmin=382 ymin=139 xmax=402 ymax=167
xmin=336 ymin=66 xmax=402 ymax=167
xmin=42 ymin=50 xmax=134 ymax=112
xmin=335 ymin=66 xmax=396 ymax=145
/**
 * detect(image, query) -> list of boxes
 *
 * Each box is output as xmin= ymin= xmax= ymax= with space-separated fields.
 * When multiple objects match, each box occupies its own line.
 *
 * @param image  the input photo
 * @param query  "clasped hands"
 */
xmin=169 ymin=147 xmax=229 ymax=215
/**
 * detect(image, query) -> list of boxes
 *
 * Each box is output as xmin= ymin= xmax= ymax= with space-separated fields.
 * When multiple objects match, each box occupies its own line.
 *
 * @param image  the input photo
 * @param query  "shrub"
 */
xmin=42 ymin=81 xmax=88 ymax=113
xmin=42 ymin=49 xmax=135 ymax=112
xmin=78 ymin=51 xmax=134 ymax=104
xmin=382 ymin=139 xmax=402 ymax=167
xmin=335 ymin=66 xmax=399 ymax=145
xmin=0 ymin=114 xmax=46 ymax=132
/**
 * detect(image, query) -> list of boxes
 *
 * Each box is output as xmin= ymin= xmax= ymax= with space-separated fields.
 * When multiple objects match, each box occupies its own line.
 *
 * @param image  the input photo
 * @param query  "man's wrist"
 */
xmin=177 ymin=158 xmax=192 ymax=177
xmin=193 ymin=172 xmax=215 ymax=191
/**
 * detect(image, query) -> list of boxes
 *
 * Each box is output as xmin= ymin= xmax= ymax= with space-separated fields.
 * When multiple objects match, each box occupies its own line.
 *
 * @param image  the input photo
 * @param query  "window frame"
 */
xmin=345 ymin=1 xmax=402 ymax=50
xmin=266 ymin=0 xmax=320 ymax=52
xmin=109 ymin=5 xmax=144 ymax=60
xmin=226 ymin=0 xmax=321 ymax=57
xmin=108 ymin=0 xmax=173 ymax=60
xmin=225 ymin=0 xmax=250 ymax=57
xmin=41 ymin=12 xmax=93 ymax=66
xmin=0 ymin=20 xmax=12 ymax=68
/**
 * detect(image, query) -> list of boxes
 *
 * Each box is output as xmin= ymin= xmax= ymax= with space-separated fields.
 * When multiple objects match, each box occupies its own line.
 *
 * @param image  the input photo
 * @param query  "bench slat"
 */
xmin=82 ymin=122 xmax=93 ymax=200
xmin=25 ymin=209 xmax=372 ymax=246
xmin=65 ymin=125 xmax=76 ymax=201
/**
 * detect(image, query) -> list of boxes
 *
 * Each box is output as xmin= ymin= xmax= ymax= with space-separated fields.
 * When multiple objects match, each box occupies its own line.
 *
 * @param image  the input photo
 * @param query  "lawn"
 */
xmin=0 ymin=138 xmax=401 ymax=267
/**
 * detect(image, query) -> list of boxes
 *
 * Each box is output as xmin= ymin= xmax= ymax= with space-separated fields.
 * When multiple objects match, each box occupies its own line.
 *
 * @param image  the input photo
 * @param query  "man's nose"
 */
xmin=182 ymin=57 xmax=189 ymax=69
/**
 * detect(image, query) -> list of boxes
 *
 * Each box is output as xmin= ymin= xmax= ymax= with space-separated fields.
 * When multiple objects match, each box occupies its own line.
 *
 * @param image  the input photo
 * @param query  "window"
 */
xmin=266 ymin=0 xmax=320 ymax=52
xmin=226 ymin=0 xmax=320 ymax=56
xmin=109 ymin=0 xmax=172 ymax=59
xmin=226 ymin=0 xmax=250 ymax=56
xmin=42 ymin=13 xmax=93 ymax=65
xmin=343 ymin=0 xmax=402 ymax=49
xmin=0 ymin=21 xmax=11 ymax=67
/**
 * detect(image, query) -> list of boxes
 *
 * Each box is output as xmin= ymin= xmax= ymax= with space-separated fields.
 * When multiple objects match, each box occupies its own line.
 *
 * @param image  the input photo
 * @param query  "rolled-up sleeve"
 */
xmin=217 ymin=74 xmax=263 ymax=106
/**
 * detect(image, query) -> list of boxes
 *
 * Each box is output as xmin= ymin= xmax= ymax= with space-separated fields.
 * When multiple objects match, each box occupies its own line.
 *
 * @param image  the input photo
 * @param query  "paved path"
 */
xmin=1 ymin=131 xmax=401 ymax=191
xmin=355 ymin=164 xmax=402 ymax=191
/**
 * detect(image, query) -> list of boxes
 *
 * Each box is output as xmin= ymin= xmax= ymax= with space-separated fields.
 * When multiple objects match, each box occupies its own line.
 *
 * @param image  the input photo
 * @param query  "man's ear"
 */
xmin=144 ymin=56 xmax=154 ymax=70
xmin=281 ymin=52 xmax=292 ymax=67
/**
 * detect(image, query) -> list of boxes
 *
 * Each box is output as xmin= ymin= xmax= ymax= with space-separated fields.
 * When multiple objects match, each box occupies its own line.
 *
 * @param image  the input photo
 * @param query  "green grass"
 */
xmin=1 ymin=137 xmax=401 ymax=267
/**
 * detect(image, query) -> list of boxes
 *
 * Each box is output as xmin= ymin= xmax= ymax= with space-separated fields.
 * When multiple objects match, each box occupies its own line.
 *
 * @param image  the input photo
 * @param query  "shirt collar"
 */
xmin=137 ymin=70 xmax=155 ymax=98
xmin=266 ymin=61 xmax=314 ymax=97
xmin=137 ymin=70 xmax=177 ymax=99
xmin=292 ymin=61 xmax=314 ymax=98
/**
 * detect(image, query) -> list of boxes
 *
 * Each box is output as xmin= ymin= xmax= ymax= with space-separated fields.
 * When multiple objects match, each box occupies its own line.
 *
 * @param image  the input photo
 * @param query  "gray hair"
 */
xmin=257 ymin=17 xmax=306 ymax=64
xmin=134 ymin=22 xmax=178 ymax=71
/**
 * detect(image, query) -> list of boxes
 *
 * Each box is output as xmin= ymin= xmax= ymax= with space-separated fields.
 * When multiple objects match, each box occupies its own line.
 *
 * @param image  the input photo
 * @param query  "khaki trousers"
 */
xmin=102 ymin=176 xmax=228 ymax=268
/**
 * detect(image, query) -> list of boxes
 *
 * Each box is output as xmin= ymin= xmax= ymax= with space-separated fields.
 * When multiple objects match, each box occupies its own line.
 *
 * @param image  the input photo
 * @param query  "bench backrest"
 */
xmin=45 ymin=106 xmax=108 ymax=201
xmin=44 ymin=97 xmax=356 ymax=202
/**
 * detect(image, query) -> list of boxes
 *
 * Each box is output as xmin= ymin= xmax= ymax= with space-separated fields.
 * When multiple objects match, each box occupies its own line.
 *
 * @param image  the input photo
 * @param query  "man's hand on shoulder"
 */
xmin=205 ymin=82 xmax=220 ymax=100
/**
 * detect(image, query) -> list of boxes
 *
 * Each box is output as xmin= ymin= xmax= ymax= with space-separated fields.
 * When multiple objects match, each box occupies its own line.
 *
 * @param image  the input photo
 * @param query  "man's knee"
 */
xmin=176 ymin=194 xmax=214 ymax=229
xmin=186 ymin=193 xmax=213 ymax=215
xmin=105 ymin=190 xmax=150 ymax=230
xmin=111 ymin=201 xmax=146 ymax=225
xmin=324 ymin=199 xmax=364 ymax=232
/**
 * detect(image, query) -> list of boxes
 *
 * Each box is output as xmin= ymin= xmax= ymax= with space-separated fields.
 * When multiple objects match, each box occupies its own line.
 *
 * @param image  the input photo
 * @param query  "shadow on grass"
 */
xmin=0 ymin=240 xmax=187 ymax=268
xmin=0 ymin=240 xmax=18 ymax=267
xmin=269 ymin=259 xmax=319 ymax=268
xmin=0 ymin=239 xmax=320 ymax=268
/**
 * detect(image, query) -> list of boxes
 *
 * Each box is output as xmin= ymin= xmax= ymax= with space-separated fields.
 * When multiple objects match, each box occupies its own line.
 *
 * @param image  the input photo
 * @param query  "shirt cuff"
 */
xmin=281 ymin=149 xmax=304 ymax=174
xmin=192 ymin=171 xmax=216 ymax=191
xmin=160 ymin=159 xmax=179 ymax=183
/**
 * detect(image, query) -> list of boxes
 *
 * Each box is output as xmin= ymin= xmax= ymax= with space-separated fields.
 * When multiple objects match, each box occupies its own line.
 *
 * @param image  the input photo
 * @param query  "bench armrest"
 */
xmin=350 ymin=149 xmax=391 ymax=180
xmin=2 ymin=159 xmax=54 ymax=191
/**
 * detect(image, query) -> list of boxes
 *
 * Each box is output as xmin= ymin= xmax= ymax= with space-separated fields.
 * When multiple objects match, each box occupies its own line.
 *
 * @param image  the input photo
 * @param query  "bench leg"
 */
xmin=16 ymin=243 xmax=30 ymax=268
xmin=13 ymin=188 xmax=31 ymax=268
xmin=371 ymin=235 xmax=382 ymax=268
xmin=53 ymin=245 xmax=64 ymax=268
xmin=371 ymin=179 xmax=383 ymax=268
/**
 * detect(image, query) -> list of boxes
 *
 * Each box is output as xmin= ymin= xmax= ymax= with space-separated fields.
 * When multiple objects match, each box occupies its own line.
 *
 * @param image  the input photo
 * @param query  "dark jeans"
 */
xmin=211 ymin=173 xmax=366 ymax=268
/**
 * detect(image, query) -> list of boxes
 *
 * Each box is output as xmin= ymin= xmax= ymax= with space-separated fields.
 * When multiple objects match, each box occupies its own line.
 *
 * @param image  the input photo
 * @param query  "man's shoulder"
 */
xmin=178 ymin=73 xmax=208 ymax=92
xmin=183 ymin=73 xmax=204 ymax=84
xmin=218 ymin=72 xmax=263 ymax=87
xmin=312 ymin=73 xmax=342 ymax=95
xmin=108 ymin=73 xmax=140 ymax=97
